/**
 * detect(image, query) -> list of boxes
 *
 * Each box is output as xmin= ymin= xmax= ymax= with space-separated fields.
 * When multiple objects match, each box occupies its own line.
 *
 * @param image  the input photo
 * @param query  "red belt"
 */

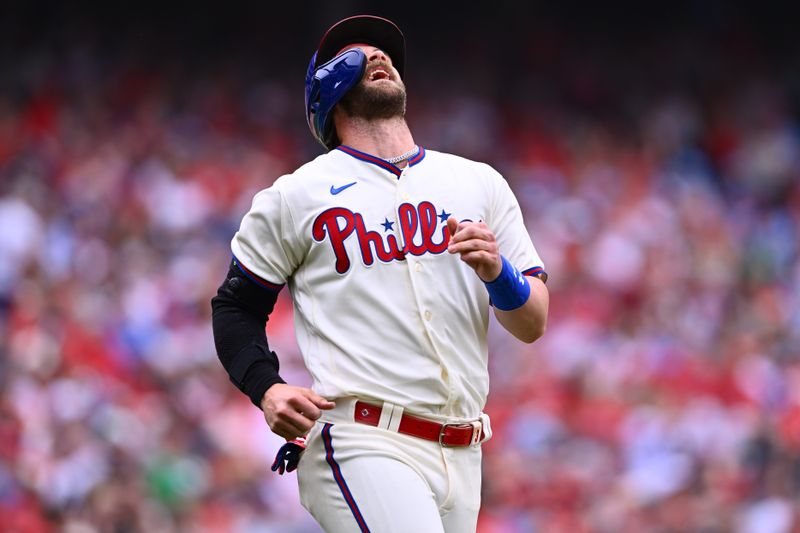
xmin=353 ymin=401 xmax=484 ymax=447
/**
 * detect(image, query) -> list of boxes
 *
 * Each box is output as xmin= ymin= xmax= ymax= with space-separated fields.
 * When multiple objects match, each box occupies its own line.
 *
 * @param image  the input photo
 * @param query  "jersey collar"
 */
xmin=336 ymin=145 xmax=426 ymax=177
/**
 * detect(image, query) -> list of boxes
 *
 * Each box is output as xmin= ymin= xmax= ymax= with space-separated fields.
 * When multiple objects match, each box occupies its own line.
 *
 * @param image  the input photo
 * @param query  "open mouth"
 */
xmin=368 ymin=68 xmax=391 ymax=82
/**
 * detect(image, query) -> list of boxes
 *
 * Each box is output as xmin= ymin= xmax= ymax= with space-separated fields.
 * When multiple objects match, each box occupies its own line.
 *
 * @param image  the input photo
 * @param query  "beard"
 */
xmin=338 ymin=78 xmax=407 ymax=120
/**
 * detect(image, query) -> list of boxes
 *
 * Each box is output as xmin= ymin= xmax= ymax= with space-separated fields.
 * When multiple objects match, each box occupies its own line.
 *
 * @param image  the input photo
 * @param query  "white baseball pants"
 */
xmin=297 ymin=399 xmax=484 ymax=533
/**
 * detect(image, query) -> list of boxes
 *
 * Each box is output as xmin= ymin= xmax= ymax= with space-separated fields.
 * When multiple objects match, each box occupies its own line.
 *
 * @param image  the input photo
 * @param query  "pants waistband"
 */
xmin=320 ymin=397 xmax=492 ymax=447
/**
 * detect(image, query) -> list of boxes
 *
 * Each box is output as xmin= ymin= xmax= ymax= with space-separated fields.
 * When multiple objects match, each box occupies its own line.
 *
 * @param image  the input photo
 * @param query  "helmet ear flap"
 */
xmin=304 ymin=52 xmax=321 ymax=116
xmin=304 ymin=48 xmax=367 ymax=150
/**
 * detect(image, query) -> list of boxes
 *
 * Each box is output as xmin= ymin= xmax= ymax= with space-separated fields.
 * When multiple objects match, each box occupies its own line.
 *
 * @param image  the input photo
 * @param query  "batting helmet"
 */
xmin=305 ymin=15 xmax=406 ymax=150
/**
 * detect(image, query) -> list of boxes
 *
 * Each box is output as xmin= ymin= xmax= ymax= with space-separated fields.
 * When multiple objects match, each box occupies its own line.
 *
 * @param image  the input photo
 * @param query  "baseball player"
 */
xmin=211 ymin=15 xmax=549 ymax=532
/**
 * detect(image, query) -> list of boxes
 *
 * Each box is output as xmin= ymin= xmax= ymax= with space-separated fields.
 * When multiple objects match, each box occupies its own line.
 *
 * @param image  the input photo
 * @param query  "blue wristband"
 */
xmin=484 ymin=256 xmax=531 ymax=311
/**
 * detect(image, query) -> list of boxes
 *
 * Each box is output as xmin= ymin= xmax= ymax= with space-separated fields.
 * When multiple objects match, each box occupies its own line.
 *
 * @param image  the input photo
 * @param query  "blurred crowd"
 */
xmin=2 ymin=7 xmax=800 ymax=533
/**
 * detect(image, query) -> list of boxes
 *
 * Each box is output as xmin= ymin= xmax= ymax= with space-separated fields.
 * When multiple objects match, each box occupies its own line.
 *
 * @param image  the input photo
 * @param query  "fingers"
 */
xmin=446 ymin=216 xmax=458 ymax=237
xmin=447 ymin=221 xmax=498 ymax=257
xmin=302 ymin=389 xmax=336 ymax=410
xmin=262 ymin=385 xmax=335 ymax=440
xmin=288 ymin=394 xmax=323 ymax=421
xmin=269 ymin=414 xmax=312 ymax=441
xmin=447 ymin=220 xmax=495 ymax=247
xmin=446 ymin=219 xmax=502 ymax=281
xmin=448 ymin=236 xmax=496 ymax=255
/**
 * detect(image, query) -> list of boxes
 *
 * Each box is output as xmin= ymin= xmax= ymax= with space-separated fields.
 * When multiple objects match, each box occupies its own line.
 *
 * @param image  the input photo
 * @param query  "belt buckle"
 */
xmin=438 ymin=421 xmax=483 ymax=447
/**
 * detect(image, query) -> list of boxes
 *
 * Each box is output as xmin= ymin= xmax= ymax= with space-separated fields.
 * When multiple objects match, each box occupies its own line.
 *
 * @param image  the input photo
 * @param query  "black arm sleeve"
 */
xmin=211 ymin=259 xmax=286 ymax=408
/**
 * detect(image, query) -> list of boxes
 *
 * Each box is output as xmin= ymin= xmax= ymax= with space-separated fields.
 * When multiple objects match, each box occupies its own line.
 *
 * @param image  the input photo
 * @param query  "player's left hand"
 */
xmin=446 ymin=217 xmax=502 ymax=282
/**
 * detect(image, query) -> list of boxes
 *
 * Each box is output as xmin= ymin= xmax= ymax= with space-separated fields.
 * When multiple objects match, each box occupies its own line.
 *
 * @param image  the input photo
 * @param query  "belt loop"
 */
xmin=469 ymin=421 xmax=482 ymax=446
xmin=387 ymin=404 xmax=404 ymax=433
xmin=377 ymin=401 xmax=395 ymax=430
xmin=479 ymin=413 xmax=492 ymax=443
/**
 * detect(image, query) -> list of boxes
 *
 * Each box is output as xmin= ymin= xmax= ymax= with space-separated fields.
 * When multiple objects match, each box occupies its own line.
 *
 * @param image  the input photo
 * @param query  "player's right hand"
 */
xmin=261 ymin=384 xmax=335 ymax=440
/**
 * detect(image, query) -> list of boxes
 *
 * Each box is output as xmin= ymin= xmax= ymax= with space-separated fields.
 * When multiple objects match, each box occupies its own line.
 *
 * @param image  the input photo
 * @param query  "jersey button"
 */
xmin=424 ymin=310 xmax=432 ymax=321
xmin=401 ymin=193 xmax=410 ymax=201
xmin=414 ymin=262 xmax=422 ymax=272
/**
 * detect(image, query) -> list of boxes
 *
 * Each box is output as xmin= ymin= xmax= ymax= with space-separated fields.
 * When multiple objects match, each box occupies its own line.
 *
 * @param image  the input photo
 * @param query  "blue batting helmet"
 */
xmin=305 ymin=15 xmax=406 ymax=150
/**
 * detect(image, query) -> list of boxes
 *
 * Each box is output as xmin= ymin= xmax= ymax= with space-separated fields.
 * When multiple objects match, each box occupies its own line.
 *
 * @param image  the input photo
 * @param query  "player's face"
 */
xmin=336 ymin=43 xmax=406 ymax=120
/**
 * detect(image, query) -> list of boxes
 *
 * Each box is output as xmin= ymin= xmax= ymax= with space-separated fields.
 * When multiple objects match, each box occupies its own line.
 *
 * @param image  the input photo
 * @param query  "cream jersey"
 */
xmin=231 ymin=146 xmax=545 ymax=419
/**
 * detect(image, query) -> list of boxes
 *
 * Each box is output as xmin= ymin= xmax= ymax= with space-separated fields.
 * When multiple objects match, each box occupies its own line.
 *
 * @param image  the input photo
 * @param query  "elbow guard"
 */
xmin=211 ymin=259 xmax=286 ymax=407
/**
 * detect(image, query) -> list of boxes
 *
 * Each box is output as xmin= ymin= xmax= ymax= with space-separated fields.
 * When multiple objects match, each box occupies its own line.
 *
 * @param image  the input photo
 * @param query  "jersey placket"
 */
xmin=392 ymin=166 xmax=458 ymax=412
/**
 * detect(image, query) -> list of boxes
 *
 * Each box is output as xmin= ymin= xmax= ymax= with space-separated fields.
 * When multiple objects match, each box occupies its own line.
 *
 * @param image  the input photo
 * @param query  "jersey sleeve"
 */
xmin=487 ymin=167 xmax=547 ymax=281
xmin=231 ymin=183 xmax=303 ymax=289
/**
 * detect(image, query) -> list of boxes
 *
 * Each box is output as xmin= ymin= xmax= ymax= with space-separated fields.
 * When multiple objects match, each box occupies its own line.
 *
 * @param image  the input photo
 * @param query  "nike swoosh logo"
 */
xmin=333 ymin=80 xmax=343 ymax=89
xmin=330 ymin=182 xmax=357 ymax=195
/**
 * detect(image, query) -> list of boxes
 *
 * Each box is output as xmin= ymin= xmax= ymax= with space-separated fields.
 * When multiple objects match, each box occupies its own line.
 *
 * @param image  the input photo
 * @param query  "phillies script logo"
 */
xmin=312 ymin=201 xmax=449 ymax=274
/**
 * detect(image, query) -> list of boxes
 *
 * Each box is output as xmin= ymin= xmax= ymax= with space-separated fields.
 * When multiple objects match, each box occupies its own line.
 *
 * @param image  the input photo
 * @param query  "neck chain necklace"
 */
xmin=385 ymin=146 xmax=419 ymax=164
